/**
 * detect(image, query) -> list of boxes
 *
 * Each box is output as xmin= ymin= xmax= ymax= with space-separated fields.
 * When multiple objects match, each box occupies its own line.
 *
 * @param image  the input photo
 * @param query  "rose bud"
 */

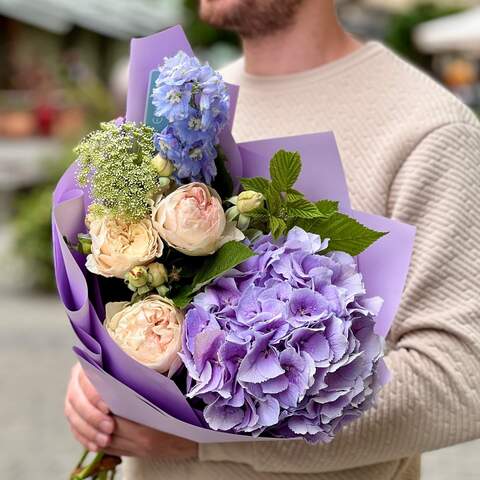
xmin=151 ymin=154 xmax=175 ymax=177
xmin=77 ymin=233 xmax=92 ymax=255
xmin=157 ymin=177 xmax=171 ymax=189
xmin=125 ymin=265 xmax=149 ymax=290
xmin=147 ymin=262 xmax=168 ymax=287
xmin=237 ymin=190 xmax=264 ymax=214
xmin=156 ymin=285 xmax=170 ymax=297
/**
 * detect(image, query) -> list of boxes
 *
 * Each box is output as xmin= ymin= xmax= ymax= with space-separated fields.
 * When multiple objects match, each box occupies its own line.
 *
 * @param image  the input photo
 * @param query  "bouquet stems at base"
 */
xmin=70 ymin=450 xmax=121 ymax=480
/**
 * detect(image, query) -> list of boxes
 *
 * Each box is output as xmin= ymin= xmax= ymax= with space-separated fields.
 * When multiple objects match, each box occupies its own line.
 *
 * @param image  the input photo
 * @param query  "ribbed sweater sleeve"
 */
xmin=199 ymin=122 xmax=480 ymax=473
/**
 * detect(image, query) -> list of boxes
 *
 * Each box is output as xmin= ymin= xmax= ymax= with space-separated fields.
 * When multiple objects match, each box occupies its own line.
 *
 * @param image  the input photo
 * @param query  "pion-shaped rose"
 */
xmin=105 ymin=295 xmax=183 ymax=376
xmin=152 ymin=182 xmax=243 ymax=256
xmin=86 ymin=216 xmax=163 ymax=279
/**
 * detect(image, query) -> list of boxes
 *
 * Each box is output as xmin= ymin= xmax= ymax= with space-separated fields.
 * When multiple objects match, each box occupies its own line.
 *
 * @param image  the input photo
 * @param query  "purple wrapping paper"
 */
xmin=240 ymin=133 xmax=351 ymax=209
xmin=52 ymin=26 xmax=415 ymax=443
xmin=126 ymin=26 xmax=193 ymax=123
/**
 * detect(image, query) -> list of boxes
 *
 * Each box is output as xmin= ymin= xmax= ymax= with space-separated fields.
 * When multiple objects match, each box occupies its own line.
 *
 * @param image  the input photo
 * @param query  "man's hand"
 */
xmin=65 ymin=362 xmax=198 ymax=459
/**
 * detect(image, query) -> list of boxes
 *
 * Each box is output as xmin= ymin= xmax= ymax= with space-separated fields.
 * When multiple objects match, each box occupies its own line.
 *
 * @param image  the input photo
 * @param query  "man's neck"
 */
xmin=242 ymin=3 xmax=361 ymax=77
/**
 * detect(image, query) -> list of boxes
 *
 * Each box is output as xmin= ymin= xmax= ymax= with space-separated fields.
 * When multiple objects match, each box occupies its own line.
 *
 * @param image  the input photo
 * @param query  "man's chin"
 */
xmin=199 ymin=0 xmax=304 ymax=38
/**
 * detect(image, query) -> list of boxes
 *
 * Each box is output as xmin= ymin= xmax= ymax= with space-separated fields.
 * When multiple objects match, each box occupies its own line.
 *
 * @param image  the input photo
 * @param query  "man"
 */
xmin=65 ymin=1 xmax=480 ymax=479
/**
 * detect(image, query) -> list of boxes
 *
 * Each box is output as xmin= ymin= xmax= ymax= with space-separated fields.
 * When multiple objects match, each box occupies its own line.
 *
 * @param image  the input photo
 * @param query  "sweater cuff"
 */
xmin=199 ymin=442 xmax=255 ymax=466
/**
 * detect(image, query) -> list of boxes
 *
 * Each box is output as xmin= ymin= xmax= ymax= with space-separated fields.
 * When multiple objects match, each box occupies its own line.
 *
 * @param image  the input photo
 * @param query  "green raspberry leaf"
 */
xmin=245 ymin=207 xmax=270 ymax=220
xmin=265 ymin=185 xmax=282 ymax=215
xmin=315 ymin=200 xmax=339 ymax=216
xmin=269 ymin=216 xmax=287 ymax=239
xmin=301 ymin=213 xmax=387 ymax=256
xmin=286 ymin=198 xmax=327 ymax=219
xmin=241 ymin=177 xmax=271 ymax=195
xmin=270 ymin=150 xmax=301 ymax=192
xmin=286 ymin=188 xmax=305 ymax=202
xmin=172 ymin=241 xmax=255 ymax=309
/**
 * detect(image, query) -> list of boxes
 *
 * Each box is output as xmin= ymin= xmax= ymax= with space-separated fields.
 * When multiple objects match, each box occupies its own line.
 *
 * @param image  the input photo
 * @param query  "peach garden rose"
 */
xmin=86 ymin=215 xmax=163 ymax=279
xmin=152 ymin=182 xmax=244 ymax=256
xmin=105 ymin=295 xmax=183 ymax=376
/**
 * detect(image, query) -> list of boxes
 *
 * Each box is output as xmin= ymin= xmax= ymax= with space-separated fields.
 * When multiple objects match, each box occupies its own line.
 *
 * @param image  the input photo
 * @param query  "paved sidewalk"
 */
xmin=0 ymin=291 xmax=79 ymax=479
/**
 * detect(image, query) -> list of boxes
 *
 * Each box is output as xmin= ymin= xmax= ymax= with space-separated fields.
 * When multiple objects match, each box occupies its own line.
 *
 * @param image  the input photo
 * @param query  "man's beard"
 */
xmin=199 ymin=0 xmax=305 ymax=39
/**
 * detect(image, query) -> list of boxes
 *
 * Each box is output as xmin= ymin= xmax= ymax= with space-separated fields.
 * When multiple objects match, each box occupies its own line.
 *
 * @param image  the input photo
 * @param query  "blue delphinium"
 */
xmin=151 ymin=51 xmax=229 ymax=184
xmin=180 ymin=227 xmax=387 ymax=443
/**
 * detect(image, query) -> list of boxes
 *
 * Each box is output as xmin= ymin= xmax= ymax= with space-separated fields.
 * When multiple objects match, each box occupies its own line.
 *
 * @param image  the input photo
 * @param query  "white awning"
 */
xmin=0 ymin=0 xmax=186 ymax=38
xmin=361 ymin=0 xmax=479 ymax=13
xmin=414 ymin=7 xmax=480 ymax=53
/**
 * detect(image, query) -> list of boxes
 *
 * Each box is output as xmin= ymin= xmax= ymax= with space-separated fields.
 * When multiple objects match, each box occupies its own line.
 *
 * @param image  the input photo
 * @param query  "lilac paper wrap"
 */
xmin=52 ymin=27 xmax=415 ymax=443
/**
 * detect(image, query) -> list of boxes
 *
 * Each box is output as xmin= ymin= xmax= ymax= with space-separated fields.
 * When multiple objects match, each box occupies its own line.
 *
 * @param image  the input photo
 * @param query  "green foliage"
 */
xmin=172 ymin=241 xmax=255 ymax=308
xmin=298 ymin=214 xmax=386 ymax=257
xmin=315 ymin=200 xmax=339 ymax=216
xmin=264 ymin=185 xmax=282 ymax=216
xmin=269 ymin=216 xmax=287 ymax=239
xmin=12 ymin=187 xmax=56 ymax=291
xmin=385 ymin=3 xmax=464 ymax=69
xmin=241 ymin=150 xmax=329 ymax=239
xmin=286 ymin=198 xmax=323 ymax=219
xmin=270 ymin=150 xmax=301 ymax=192
xmin=240 ymin=149 xmax=386 ymax=255
xmin=240 ymin=177 xmax=270 ymax=195
xmin=12 ymin=146 xmax=76 ymax=291
xmin=75 ymin=121 xmax=160 ymax=221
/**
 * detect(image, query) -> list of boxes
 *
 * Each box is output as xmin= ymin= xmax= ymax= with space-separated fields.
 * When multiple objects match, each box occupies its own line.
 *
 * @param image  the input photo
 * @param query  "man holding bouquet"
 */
xmin=65 ymin=1 xmax=480 ymax=479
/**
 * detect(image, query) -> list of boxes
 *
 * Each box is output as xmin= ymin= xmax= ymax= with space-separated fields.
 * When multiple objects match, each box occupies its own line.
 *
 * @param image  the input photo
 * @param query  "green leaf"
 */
xmin=302 ymin=213 xmax=387 ymax=256
xmin=315 ymin=200 xmax=339 ymax=216
xmin=286 ymin=188 xmax=305 ymax=202
xmin=270 ymin=150 xmax=301 ymax=192
xmin=171 ymin=241 xmax=255 ymax=309
xmin=171 ymin=287 xmax=194 ymax=309
xmin=265 ymin=185 xmax=282 ymax=215
xmin=269 ymin=216 xmax=287 ymax=239
xmin=240 ymin=176 xmax=270 ymax=195
xmin=245 ymin=207 xmax=269 ymax=220
xmin=286 ymin=198 xmax=327 ymax=219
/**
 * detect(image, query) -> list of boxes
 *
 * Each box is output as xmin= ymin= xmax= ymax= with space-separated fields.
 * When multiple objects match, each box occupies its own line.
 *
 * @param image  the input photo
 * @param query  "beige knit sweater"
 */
xmin=124 ymin=42 xmax=480 ymax=480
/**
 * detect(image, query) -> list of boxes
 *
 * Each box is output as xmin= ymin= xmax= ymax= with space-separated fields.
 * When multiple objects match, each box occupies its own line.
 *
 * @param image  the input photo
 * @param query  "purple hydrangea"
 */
xmin=151 ymin=51 xmax=229 ymax=185
xmin=180 ymin=227 xmax=387 ymax=443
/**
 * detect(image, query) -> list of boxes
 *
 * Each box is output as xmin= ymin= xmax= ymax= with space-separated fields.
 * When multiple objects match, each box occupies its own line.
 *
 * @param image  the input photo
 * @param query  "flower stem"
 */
xmin=71 ymin=452 xmax=104 ymax=480
xmin=75 ymin=449 xmax=89 ymax=470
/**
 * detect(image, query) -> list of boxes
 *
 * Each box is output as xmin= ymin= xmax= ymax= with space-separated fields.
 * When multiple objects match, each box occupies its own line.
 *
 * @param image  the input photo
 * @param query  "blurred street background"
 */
xmin=1 ymin=0 xmax=479 ymax=478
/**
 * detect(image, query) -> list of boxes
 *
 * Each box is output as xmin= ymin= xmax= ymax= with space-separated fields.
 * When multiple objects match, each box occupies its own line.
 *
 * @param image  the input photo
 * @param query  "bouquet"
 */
xmin=52 ymin=26 xmax=415 ymax=480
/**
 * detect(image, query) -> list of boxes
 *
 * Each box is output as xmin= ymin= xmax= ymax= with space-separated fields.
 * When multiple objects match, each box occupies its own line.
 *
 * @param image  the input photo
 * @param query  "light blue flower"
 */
xmin=150 ymin=51 xmax=230 ymax=184
xmin=157 ymin=50 xmax=203 ymax=86
xmin=151 ymin=83 xmax=192 ymax=122
xmin=175 ymin=113 xmax=211 ymax=144
xmin=169 ymin=137 xmax=217 ymax=185
xmin=153 ymin=129 xmax=182 ymax=165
